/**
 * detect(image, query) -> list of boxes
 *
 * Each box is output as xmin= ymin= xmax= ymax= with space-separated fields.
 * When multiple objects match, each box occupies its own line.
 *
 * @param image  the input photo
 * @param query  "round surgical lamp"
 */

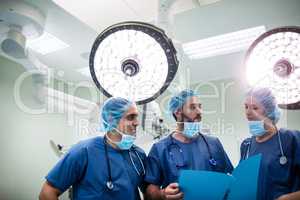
xmin=89 ymin=21 xmax=178 ymax=105
xmin=245 ymin=26 xmax=300 ymax=110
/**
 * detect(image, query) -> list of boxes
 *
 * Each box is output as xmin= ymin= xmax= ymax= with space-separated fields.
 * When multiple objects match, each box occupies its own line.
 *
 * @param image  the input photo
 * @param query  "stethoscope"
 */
xmin=167 ymin=132 xmax=217 ymax=168
xmin=104 ymin=137 xmax=146 ymax=190
xmin=243 ymin=130 xmax=288 ymax=165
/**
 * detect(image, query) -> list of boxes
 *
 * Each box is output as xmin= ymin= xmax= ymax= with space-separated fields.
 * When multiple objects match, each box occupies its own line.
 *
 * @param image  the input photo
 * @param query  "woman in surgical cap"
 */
xmin=40 ymin=97 xmax=147 ymax=200
xmin=240 ymin=87 xmax=300 ymax=200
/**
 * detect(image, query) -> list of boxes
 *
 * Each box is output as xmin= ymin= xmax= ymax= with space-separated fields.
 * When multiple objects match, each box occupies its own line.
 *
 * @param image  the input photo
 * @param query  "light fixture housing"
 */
xmin=0 ymin=0 xmax=46 ymax=58
xmin=245 ymin=26 xmax=300 ymax=110
xmin=89 ymin=21 xmax=178 ymax=104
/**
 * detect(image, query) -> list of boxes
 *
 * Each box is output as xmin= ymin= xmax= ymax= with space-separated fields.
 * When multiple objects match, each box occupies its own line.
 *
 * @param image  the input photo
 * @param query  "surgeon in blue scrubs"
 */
xmin=39 ymin=97 xmax=147 ymax=200
xmin=240 ymin=87 xmax=300 ymax=200
xmin=145 ymin=89 xmax=233 ymax=200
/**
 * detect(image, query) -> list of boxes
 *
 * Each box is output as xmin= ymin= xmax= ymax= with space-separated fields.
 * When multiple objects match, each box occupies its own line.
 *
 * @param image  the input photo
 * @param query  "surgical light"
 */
xmin=245 ymin=26 xmax=300 ymax=110
xmin=89 ymin=21 xmax=178 ymax=105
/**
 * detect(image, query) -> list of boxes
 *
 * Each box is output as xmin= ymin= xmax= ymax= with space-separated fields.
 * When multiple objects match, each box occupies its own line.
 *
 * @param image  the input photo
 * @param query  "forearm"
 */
xmin=39 ymin=192 xmax=59 ymax=200
xmin=145 ymin=184 xmax=165 ymax=200
xmin=39 ymin=182 xmax=60 ymax=200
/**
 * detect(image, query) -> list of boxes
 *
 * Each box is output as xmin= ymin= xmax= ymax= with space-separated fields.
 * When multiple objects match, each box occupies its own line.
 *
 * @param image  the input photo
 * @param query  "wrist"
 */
xmin=160 ymin=188 xmax=166 ymax=200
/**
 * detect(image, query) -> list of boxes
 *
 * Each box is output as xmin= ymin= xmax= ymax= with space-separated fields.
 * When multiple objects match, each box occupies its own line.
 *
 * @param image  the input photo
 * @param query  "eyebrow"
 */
xmin=245 ymin=103 xmax=258 ymax=107
xmin=126 ymin=113 xmax=138 ymax=118
xmin=190 ymin=103 xmax=201 ymax=106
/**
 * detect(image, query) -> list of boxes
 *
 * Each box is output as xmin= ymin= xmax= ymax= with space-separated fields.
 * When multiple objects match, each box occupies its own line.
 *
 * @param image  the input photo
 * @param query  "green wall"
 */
xmin=0 ymin=56 xmax=72 ymax=199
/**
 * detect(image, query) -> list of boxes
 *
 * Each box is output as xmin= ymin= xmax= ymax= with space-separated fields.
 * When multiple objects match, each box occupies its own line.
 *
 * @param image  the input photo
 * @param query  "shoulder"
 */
xmin=200 ymin=134 xmax=218 ymax=142
xmin=240 ymin=137 xmax=251 ymax=153
xmin=152 ymin=135 xmax=172 ymax=149
xmin=280 ymin=128 xmax=300 ymax=144
xmin=240 ymin=137 xmax=252 ymax=149
xmin=199 ymin=134 xmax=222 ymax=146
xmin=279 ymin=128 xmax=299 ymax=142
xmin=132 ymin=145 xmax=146 ymax=157
xmin=280 ymin=128 xmax=300 ymax=137
xmin=68 ymin=136 xmax=103 ymax=155
xmin=147 ymin=135 xmax=172 ymax=157
xmin=197 ymin=135 xmax=228 ymax=153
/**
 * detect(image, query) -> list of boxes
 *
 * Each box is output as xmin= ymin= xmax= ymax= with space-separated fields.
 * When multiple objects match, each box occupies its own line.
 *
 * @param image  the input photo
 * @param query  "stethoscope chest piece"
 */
xmin=279 ymin=156 xmax=288 ymax=165
xmin=106 ymin=181 xmax=114 ymax=190
xmin=209 ymin=158 xmax=217 ymax=167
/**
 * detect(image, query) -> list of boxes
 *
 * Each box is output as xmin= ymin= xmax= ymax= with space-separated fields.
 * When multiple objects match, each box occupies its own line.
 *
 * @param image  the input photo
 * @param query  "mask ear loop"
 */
xmin=260 ymin=116 xmax=275 ymax=135
xmin=174 ymin=109 xmax=184 ymax=132
xmin=102 ymin=119 xmax=121 ymax=147
xmin=262 ymin=117 xmax=278 ymax=137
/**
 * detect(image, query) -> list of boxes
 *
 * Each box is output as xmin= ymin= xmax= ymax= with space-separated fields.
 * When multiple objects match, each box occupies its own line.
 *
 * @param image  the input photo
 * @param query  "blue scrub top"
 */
xmin=240 ymin=128 xmax=300 ymax=200
xmin=46 ymin=136 xmax=147 ymax=200
xmin=145 ymin=133 xmax=233 ymax=188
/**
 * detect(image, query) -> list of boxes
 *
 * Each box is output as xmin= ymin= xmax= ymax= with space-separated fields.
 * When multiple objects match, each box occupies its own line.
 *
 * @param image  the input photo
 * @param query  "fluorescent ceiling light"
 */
xmin=47 ymin=87 xmax=96 ymax=112
xmin=198 ymin=0 xmax=222 ymax=6
xmin=27 ymin=32 xmax=69 ymax=55
xmin=183 ymin=26 xmax=266 ymax=60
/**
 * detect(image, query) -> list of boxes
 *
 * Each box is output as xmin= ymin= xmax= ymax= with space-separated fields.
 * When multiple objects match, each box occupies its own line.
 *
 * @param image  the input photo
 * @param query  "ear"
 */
xmin=108 ymin=115 xmax=114 ymax=123
xmin=174 ymin=109 xmax=183 ymax=119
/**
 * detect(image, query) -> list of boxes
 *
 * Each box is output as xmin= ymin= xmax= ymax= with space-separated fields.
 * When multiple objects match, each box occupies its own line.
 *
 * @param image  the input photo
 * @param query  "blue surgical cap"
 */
xmin=100 ymin=97 xmax=133 ymax=132
xmin=169 ymin=89 xmax=197 ymax=114
xmin=246 ymin=87 xmax=281 ymax=124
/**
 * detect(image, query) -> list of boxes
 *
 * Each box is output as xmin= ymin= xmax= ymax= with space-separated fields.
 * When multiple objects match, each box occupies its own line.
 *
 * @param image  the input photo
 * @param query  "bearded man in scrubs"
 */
xmin=145 ymin=89 xmax=233 ymax=200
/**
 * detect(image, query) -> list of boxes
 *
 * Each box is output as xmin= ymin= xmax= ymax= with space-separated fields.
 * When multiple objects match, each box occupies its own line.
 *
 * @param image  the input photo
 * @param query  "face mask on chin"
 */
xmin=107 ymin=128 xmax=136 ymax=150
xmin=248 ymin=120 xmax=266 ymax=137
xmin=178 ymin=113 xmax=201 ymax=138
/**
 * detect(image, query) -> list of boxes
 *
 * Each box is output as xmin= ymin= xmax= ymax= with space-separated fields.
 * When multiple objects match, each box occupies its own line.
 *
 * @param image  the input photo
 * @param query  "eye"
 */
xmin=127 ymin=114 xmax=138 ymax=121
xmin=190 ymin=104 xmax=201 ymax=110
xmin=252 ymin=106 xmax=259 ymax=110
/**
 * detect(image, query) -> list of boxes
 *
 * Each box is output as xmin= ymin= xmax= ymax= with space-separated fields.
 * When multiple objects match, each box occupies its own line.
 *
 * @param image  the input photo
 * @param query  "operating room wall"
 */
xmin=0 ymin=56 xmax=72 ymax=199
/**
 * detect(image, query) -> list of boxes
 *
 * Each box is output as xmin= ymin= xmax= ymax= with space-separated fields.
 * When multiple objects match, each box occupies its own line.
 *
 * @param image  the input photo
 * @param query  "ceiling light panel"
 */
xmin=27 ymin=32 xmax=69 ymax=55
xmin=183 ymin=26 xmax=266 ymax=59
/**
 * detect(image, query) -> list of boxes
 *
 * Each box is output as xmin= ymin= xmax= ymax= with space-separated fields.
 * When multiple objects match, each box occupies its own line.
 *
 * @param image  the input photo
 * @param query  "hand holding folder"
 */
xmin=178 ymin=154 xmax=261 ymax=200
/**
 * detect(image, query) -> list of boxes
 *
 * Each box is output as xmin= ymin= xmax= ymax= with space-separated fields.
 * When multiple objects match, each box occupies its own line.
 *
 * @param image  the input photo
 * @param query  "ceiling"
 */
xmin=0 ymin=0 xmax=300 ymax=90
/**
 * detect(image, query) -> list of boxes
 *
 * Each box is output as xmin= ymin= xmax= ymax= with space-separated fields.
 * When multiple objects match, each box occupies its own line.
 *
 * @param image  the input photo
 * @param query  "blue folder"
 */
xmin=178 ymin=154 xmax=261 ymax=200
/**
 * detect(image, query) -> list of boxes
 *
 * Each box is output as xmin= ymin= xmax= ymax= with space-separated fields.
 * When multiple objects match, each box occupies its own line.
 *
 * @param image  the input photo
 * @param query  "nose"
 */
xmin=245 ymin=107 xmax=251 ymax=115
xmin=245 ymin=108 xmax=254 ymax=119
xmin=133 ymin=118 xmax=139 ymax=126
xmin=196 ymin=106 xmax=202 ymax=114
